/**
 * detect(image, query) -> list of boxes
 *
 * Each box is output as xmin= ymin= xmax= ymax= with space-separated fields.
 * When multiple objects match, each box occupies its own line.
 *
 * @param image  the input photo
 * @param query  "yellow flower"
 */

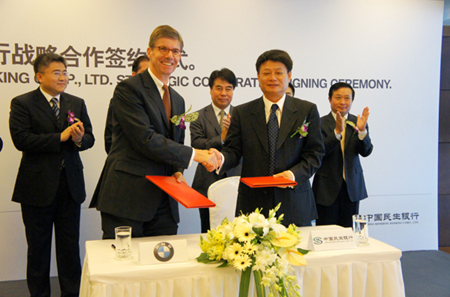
xmin=224 ymin=242 xmax=242 ymax=260
xmin=233 ymin=254 xmax=252 ymax=271
xmin=234 ymin=224 xmax=256 ymax=243
xmin=243 ymin=242 xmax=257 ymax=255
xmin=270 ymin=232 xmax=298 ymax=248
xmin=278 ymin=248 xmax=307 ymax=266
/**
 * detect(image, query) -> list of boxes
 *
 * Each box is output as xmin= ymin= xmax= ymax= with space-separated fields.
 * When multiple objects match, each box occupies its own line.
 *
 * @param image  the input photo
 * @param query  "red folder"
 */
xmin=146 ymin=176 xmax=216 ymax=208
xmin=240 ymin=176 xmax=297 ymax=188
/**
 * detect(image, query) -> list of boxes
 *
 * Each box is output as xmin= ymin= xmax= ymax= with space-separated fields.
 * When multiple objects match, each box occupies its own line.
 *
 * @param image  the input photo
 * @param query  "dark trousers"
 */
xmin=101 ymin=194 xmax=178 ymax=239
xmin=316 ymin=181 xmax=359 ymax=228
xmin=21 ymin=169 xmax=81 ymax=297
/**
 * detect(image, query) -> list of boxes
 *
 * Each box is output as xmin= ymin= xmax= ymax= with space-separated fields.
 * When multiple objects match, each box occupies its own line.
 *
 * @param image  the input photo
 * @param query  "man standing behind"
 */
xmin=9 ymin=53 xmax=94 ymax=297
xmin=209 ymin=50 xmax=325 ymax=226
xmin=312 ymin=82 xmax=373 ymax=227
xmin=104 ymin=55 xmax=150 ymax=153
xmin=92 ymin=25 xmax=216 ymax=239
xmin=190 ymin=68 xmax=242 ymax=232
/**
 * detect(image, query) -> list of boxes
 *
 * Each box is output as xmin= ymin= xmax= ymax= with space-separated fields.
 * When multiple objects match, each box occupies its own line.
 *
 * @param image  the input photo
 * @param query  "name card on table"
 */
xmin=139 ymin=239 xmax=188 ymax=265
xmin=309 ymin=228 xmax=356 ymax=251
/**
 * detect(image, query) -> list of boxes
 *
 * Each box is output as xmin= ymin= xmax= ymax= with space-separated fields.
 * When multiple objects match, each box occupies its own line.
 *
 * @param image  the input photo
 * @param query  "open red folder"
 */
xmin=240 ymin=176 xmax=297 ymax=188
xmin=146 ymin=175 xmax=216 ymax=208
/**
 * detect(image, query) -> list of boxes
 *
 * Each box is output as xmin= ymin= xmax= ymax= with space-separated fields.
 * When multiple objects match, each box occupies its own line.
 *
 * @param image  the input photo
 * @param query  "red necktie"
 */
xmin=162 ymin=84 xmax=171 ymax=126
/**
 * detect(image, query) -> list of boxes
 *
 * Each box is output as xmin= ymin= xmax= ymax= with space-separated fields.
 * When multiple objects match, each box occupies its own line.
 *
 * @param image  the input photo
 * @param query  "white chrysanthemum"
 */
xmin=233 ymin=254 xmax=252 ymax=271
xmin=248 ymin=213 xmax=271 ymax=236
xmin=234 ymin=224 xmax=256 ymax=243
xmin=268 ymin=217 xmax=287 ymax=237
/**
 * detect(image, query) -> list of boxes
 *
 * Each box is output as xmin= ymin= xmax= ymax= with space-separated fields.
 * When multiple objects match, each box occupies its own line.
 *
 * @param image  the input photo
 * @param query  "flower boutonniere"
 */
xmin=170 ymin=105 xmax=199 ymax=130
xmin=290 ymin=119 xmax=310 ymax=138
xmin=67 ymin=110 xmax=80 ymax=126
xmin=345 ymin=120 xmax=359 ymax=134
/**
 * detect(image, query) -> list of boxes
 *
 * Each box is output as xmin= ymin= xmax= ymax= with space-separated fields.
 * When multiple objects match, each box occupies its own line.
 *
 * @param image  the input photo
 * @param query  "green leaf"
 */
xmin=185 ymin=112 xmax=199 ymax=122
xmin=297 ymin=247 xmax=310 ymax=255
xmin=196 ymin=253 xmax=213 ymax=263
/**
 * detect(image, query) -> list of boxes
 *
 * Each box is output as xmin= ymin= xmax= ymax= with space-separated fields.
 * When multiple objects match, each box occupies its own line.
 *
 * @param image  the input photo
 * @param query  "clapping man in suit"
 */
xmin=92 ymin=25 xmax=218 ymax=239
xmin=312 ymin=82 xmax=373 ymax=227
xmin=190 ymin=68 xmax=242 ymax=232
xmin=9 ymin=53 xmax=94 ymax=297
xmin=208 ymin=50 xmax=325 ymax=226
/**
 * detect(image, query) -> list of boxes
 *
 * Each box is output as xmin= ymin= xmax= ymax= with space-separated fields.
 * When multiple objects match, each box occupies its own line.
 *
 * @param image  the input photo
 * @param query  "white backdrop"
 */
xmin=0 ymin=0 xmax=443 ymax=281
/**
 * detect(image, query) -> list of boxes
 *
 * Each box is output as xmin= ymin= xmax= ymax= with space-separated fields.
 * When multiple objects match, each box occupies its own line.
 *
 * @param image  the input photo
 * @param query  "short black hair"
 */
xmin=32 ymin=53 xmax=66 ymax=74
xmin=288 ymin=82 xmax=295 ymax=96
xmin=131 ymin=55 xmax=149 ymax=73
xmin=209 ymin=68 xmax=237 ymax=89
xmin=255 ymin=49 xmax=293 ymax=73
xmin=328 ymin=82 xmax=355 ymax=100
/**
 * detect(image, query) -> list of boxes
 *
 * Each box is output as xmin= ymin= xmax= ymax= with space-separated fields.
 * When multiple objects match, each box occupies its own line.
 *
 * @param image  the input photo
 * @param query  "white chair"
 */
xmin=207 ymin=176 xmax=240 ymax=229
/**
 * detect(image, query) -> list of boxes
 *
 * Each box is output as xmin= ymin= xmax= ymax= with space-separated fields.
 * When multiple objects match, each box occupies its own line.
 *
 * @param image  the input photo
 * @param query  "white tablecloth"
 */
xmin=80 ymin=226 xmax=405 ymax=297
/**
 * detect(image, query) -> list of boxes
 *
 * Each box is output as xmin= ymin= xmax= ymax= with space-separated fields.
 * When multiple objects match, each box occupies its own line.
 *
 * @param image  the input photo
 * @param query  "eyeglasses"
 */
xmin=153 ymin=46 xmax=183 ymax=57
xmin=40 ymin=71 xmax=69 ymax=78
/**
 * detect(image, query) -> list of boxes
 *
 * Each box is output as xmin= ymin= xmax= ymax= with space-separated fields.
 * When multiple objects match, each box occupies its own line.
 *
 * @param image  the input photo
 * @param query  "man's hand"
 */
xmin=60 ymin=121 xmax=83 ymax=142
xmin=221 ymin=113 xmax=231 ymax=141
xmin=202 ymin=148 xmax=223 ymax=172
xmin=194 ymin=148 xmax=220 ymax=170
xmin=173 ymin=172 xmax=187 ymax=184
xmin=335 ymin=111 xmax=345 ymax=135
xmin=356 ymin=107 xmax=370 ymax=132
xmin=70 ymin=121 xmax=84 ymax=143
xmin=273 ymin=171 xmax=294 ymax=189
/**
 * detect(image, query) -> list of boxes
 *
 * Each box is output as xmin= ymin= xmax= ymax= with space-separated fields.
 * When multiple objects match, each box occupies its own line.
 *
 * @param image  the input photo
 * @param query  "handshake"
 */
xmin=194 ymin=148 xmax=223 ymax=172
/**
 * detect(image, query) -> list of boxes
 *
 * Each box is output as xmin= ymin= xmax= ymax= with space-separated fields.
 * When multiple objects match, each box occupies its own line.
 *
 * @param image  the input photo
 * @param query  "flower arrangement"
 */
xmin=170 ymin=105 xmax=199 ymax=130
xmin=197 ymin=203 xmax=309 ymax=297
xmin=345 ymin=120 xmax=359 ymax=134
xmin=290 ymin=119 xmax=309 ymax=139
xmin=67 ymin=110 xmax=80 ymax=126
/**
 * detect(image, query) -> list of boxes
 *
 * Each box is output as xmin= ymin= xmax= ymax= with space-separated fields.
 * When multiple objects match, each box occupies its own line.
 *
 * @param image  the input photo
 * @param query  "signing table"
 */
xmin=80 ymin=226 xmax=405 ymax=297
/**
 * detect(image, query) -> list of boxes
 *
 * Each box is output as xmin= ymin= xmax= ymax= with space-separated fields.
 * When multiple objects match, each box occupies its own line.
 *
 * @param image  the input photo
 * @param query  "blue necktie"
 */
xmin=267 ymin=104 xmax=279 ymax=175
xmin=51 ymin=97 xmax=60 ymax=124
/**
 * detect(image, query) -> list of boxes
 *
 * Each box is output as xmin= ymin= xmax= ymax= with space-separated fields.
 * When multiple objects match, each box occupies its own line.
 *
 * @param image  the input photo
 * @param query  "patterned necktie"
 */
xmin=219 ymin=110 xmax=225 ymax=129
xmin=50 ymin=97 xmax=60 ymax=124
xmin=162 ymin=84 xmax=171 ymax=126
xmin=341 ymin=122 xmax=346 ymax=180
xmin=267 ymin=104 xmax=279 ymax=175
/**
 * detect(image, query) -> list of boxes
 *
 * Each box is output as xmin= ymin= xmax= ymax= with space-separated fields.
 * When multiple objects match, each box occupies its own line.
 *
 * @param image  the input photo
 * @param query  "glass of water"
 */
xmin=114 ymin=226 xmax=133 ymax=260
xmin=352 ymin=214 xmax=369 ymax=246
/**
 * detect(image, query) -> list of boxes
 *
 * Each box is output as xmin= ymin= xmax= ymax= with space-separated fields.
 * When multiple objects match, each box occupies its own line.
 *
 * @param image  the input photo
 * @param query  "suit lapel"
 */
xmin=34 ymin=88 xmax=60 ymax=130
xmin=250 ymin=98 xmax=269 ymax=154
xmin=59 ymin=93 xmax=71 ymax=131
xmin=205 ymin=104 xmax=221 ymax=134
xmin=141 ymin=71 xmax=170 ymax=131
xmin=345 ymin=114 xmax=357 ymax=149
xmin=276 ymin=97 xmax=299 ymax=150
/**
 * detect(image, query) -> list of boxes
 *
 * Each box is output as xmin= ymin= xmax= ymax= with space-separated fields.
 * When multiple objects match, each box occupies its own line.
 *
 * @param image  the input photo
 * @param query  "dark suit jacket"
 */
xmin=220 ymin=96 xmax=325 ymax=226
xmin=104 ymin=99 xmax=113 ymax=154
xmin=190 ymin=104 xmax=241 ymax=197
xmin=91 ymin=70 xmax=192 ymax=223
xmin=9 ymin=88 xmax=94 ymax=206
xmin=312 ymin=112 xmax=373 ymax=206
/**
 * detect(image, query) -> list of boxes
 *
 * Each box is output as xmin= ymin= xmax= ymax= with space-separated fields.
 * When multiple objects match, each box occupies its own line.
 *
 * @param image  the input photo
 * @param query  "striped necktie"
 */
xmin=50 ymin=97 xmax=60 ymax=124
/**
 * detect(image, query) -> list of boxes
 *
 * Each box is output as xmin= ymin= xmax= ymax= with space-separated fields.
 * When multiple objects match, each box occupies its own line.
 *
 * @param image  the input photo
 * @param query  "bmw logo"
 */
xmin=153 ymin=242 xmax=174 ymax=262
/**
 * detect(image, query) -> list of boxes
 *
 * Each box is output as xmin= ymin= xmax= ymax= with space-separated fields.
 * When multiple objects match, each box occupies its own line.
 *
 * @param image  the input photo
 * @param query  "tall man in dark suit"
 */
xmin=208 ymin=50 xmax=325 ymax=226
xmin=104 ymin=55 xmax=150 ymax=153
xmin=92 ymin=25 xmax=216 ymax=239
xmin=190 ymin=68 xmax=242 ymax=232
xmin=312 ymin=82 xmax=373 ymax=227
xmin=9 ymin=53 xmax=94 ymax=297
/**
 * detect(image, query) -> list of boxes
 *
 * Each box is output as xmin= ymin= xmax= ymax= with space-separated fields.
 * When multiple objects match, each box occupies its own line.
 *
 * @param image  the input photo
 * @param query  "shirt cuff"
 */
xmin=358 ymin=129 xmax=368 ymax=140
xmin=334 ymin=129 xmax=342 ymax=140
xmin=188 ymin=147 xmax=195 ymax=167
